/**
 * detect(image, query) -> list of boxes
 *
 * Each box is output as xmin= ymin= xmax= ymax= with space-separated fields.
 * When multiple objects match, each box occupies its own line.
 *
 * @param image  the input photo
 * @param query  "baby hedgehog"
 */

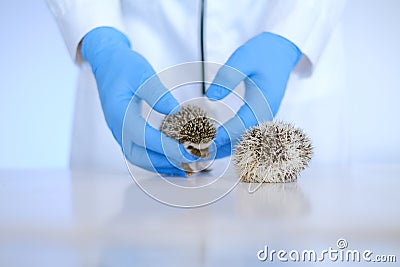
xmin=234 ymin=121 xmax=313 ymax=183
xmin=160 ymin=104 xmax=216 ymax=175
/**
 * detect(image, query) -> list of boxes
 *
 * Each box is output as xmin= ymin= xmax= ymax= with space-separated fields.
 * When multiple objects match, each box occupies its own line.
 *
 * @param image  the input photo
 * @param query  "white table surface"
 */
xmin=0 ymin=161 xmax=399 ymax=266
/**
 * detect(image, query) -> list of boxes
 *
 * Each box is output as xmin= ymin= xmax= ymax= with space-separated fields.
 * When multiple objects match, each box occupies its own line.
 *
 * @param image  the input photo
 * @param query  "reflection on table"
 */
xmin=0 ymin=162 xmax=399 ymax=266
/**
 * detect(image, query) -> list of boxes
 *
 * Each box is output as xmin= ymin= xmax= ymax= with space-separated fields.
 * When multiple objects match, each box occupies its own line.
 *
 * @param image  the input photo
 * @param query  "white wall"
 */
xmin=343 ymin=0 xmax=400 ymax=164
xmin=0 ymin=0 xmax=399 ymax=169
xmin=0 ymin=0 xmax=76 ymax=168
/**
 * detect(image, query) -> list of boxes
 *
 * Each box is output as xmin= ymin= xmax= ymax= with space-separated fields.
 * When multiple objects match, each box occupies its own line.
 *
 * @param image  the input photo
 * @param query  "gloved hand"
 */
xmin=81 ymin=26 xmax=195 ymax=176
xmin=206 ymin=32 xmax=301 ymax=158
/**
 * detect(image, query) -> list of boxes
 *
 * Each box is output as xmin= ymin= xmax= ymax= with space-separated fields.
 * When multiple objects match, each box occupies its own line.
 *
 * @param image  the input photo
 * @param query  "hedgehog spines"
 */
xmin=161 ymin=104 xmax=216 ymax=145
xmin=234 ymin=121 xmax=313 ymax=183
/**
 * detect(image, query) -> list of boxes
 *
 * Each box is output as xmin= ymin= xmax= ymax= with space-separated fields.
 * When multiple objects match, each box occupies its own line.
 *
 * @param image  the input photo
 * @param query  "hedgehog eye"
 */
xmin=187 ymin=145 xmax=194 ymax=150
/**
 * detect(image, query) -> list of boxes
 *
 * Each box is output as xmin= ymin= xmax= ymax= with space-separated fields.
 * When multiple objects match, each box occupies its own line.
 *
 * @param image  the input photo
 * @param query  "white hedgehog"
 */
xmin=234 ymin=121 xmax=313 ymax=183
xmin=161 ymin=104 xmax=216 ymax=175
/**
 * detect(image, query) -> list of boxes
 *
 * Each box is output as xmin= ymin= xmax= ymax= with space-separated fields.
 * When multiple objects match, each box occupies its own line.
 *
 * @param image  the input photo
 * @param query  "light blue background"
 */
xmin=0 ymin=0 xmax=399 ymax=169
xmin=0 ymin=0 xmax=76 ymax=168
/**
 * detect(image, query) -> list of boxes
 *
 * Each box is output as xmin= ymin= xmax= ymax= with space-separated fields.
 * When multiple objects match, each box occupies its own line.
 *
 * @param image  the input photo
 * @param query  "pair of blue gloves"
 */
xmin=81 ymin=27 xmax=301 ymax=176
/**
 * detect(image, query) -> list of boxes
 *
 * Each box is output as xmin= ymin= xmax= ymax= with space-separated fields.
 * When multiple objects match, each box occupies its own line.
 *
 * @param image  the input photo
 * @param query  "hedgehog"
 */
xmin=160 ymin=104 xmax=216 ymax=175
xmin=233 ymin=121 xmax=313 ymax=183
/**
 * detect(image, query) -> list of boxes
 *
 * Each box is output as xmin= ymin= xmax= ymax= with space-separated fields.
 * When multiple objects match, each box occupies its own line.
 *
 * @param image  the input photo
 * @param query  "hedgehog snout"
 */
xmin=183 ymin=141 xmax=212 ymax=159
xmin=199 ymin=148 xmax=210 ymax=158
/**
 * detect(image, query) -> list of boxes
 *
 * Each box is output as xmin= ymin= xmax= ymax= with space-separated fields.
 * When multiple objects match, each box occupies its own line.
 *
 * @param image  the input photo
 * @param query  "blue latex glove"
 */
xmin=81 ymin=27 xmax=195 ymax=176
xmin=206 ymin=32 xmax=301 ymax=158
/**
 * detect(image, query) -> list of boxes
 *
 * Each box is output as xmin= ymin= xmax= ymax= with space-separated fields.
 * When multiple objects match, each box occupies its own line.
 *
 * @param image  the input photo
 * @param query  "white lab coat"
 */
xmin=47 ymin=0 xmax=348 ymax=172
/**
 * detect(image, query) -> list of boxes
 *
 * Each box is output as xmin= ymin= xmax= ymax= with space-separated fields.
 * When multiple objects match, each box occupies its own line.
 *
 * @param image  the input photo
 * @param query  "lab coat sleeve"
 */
xmin=265 ymin=0 xmax=347 ymax=75
xmin=45 ymin=0 xmax=126 ymax=63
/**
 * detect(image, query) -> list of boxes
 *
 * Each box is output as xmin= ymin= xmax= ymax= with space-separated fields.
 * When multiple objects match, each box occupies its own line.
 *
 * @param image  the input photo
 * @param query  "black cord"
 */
xmin=200 ymin=0 xmax=206 ymax=95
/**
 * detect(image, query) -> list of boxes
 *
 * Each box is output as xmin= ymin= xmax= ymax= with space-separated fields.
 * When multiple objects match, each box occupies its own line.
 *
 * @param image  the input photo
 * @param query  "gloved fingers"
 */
xmin=81 ymin=26 xmax=131 ymax=65
xmin=213 ymin=79 xmax=273 ymax=146
xmin=214 ymin=142 xmax=233 ymax=159
xmin=206 ymin=55 xmax=249 ymax=101
xmin=213 ymin=102 xmax=258 ymax=148
xmin=125 ymin=142 xmax=187 ymax=176
xmin=123 ymin=97 xmax=198 ymax=164
xmin=94 ymin=78 xmax=133 ymax=147
xmin=243 ymin=78 xmax=273 ymax=120
xmin=96 ymin=49 xmax=180 ymax=116
xmin=83 ymin=29 xmax=179 ymax=116
xmin=134 ymin=63 xmax=180 ymax=115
